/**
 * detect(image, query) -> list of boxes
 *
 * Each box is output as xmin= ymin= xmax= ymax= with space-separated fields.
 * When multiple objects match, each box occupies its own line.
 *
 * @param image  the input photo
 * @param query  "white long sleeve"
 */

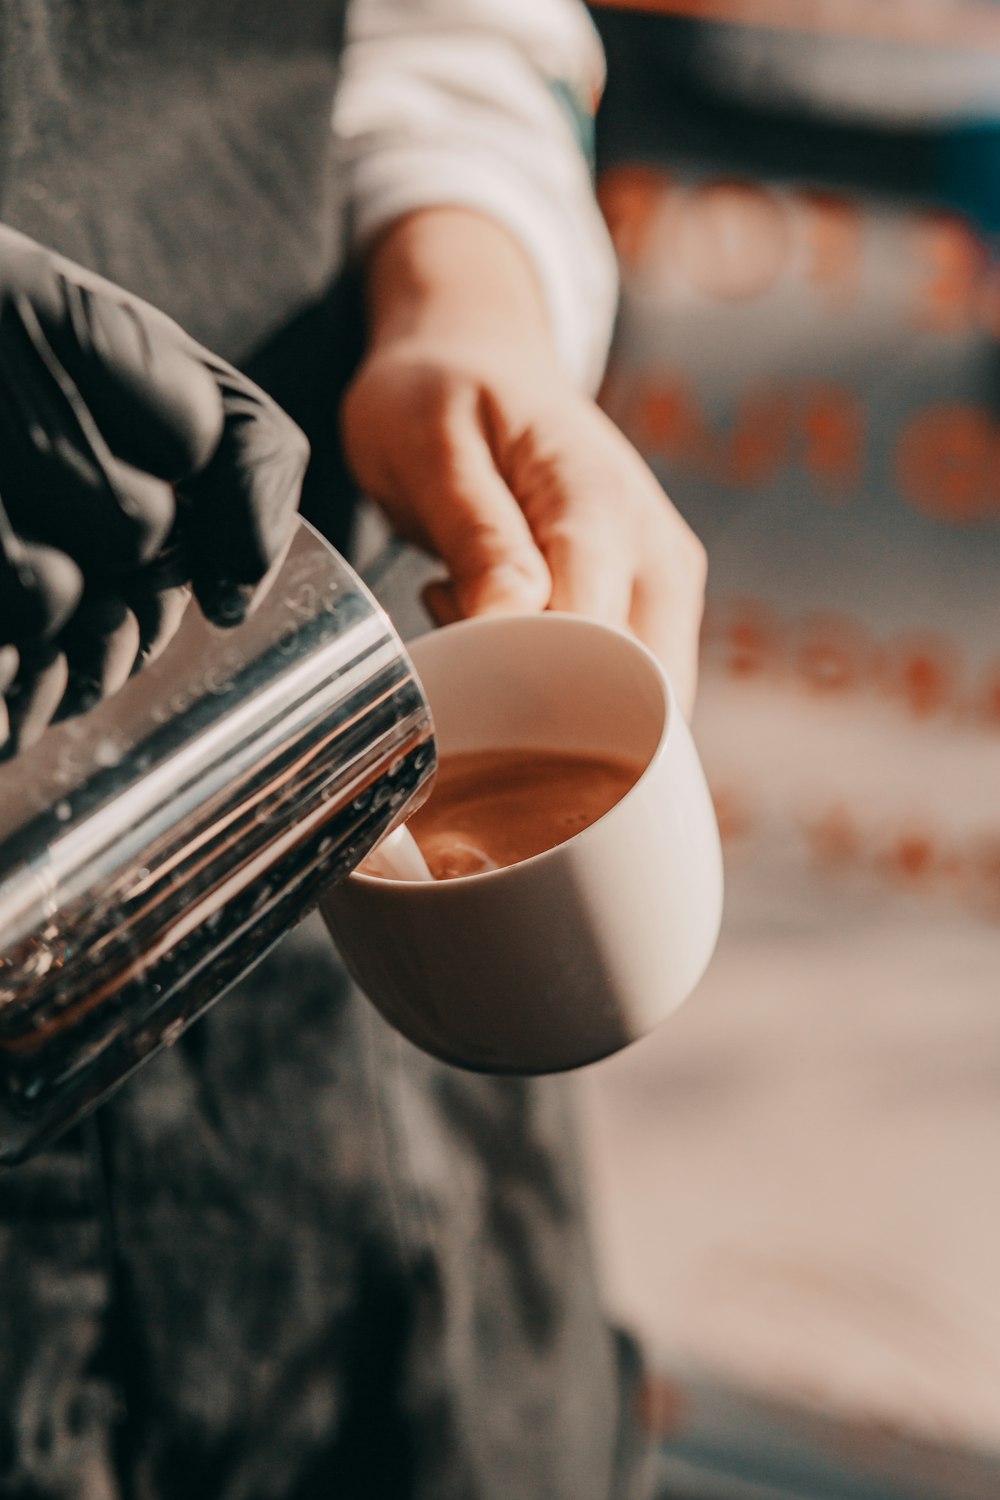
xmin=332 ymin=0 xmax=619 ymax=393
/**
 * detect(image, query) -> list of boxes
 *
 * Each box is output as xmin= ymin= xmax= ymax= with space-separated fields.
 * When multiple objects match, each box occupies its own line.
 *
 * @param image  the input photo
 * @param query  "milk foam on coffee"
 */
xmin=404 ymin=747 xmax=645 ymax=880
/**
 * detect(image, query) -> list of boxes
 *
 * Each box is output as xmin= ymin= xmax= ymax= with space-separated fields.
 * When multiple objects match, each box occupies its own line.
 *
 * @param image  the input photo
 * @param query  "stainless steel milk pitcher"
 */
xmin=0 ymin=521 xmax=435 ymax=1165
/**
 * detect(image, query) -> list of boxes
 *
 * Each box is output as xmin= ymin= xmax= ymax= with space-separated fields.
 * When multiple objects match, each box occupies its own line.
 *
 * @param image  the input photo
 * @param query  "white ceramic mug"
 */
xmin=320 ymin=613 xmax=724 ymax=1074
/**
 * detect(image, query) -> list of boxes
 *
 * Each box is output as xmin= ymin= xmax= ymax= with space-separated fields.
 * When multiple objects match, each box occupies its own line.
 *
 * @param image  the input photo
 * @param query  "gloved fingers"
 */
xmin=123 ymin=561 xmax=193 ymax=670
xmin=0 ymin=509 xmax=83 ymax=644
xmin=2 ymin=642 xmax=68 ymax=756
xmin=0 ymin=645 xmax=18 ymax=693
xmin=3 ymin=235 xmax=224 ymax=482
xmin=41 ymin=280 xmax=224 ymax=480
xmin=56 ymin=595 xmax=140 ymax=722
xmin=177 ymin=362 xmax=308 ymax=627
xmin=0 ymin=311 xmax=179 ymax=574
xmin=0 ymin=646 xmax=17 ymax=755
xmin=0 ymin=567 xmax=188 ymax=751
xmin=0 ymin=231 xmax=304 ymax=637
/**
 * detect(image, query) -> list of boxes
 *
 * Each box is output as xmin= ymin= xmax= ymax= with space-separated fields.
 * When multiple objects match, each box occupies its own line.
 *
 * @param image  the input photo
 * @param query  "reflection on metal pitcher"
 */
xmin=0 ymin=522 xmax=435 ymax=1165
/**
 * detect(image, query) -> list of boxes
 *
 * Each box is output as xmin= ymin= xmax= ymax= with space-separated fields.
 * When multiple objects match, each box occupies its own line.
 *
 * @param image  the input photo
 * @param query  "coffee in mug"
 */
xmin=383 ymin=747 xmax=645 ymax=879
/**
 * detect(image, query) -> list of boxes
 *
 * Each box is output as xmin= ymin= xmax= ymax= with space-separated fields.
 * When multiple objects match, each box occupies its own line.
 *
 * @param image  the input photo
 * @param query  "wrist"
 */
xmin=361 ymin=207 xmax=560 ymax=369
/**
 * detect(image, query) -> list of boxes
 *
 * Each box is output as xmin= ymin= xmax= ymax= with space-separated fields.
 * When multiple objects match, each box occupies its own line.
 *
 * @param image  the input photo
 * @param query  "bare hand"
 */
xmin=342 ymin=340 xmax=706 ymax=717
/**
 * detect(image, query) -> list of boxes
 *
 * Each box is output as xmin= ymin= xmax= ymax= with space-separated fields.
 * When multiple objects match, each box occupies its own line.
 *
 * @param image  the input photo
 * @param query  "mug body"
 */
xmin=322 ymin=613 xmax=723 ymax=1073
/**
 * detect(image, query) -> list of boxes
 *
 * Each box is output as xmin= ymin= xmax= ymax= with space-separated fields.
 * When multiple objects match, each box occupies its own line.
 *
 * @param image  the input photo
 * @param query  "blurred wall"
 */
xmin=582 ymin=5 xmax=1000 ymax=1487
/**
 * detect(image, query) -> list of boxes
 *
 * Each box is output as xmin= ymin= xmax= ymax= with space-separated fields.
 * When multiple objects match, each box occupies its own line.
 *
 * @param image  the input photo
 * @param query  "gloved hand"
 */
xmin=0 ymin=225 xmax=309 ymax=753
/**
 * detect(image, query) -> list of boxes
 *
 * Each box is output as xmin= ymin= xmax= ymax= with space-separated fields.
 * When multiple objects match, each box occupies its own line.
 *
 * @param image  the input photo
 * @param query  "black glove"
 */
xmin=0 ymin=225 xmax=309 ymax=753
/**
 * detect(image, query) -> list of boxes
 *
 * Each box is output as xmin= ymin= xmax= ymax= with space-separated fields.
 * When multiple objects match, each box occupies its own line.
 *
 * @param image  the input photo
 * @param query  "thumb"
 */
xmin=422 ymin=421 xmax=550 ymax=619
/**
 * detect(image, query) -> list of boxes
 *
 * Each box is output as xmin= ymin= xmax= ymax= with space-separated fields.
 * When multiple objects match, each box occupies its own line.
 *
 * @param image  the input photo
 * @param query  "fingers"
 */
xmin=543 ymin=515 xmax=635 ymax=626
xmin=177 ymin=362 xmax=308 ymax=627
xmin=3 ymin=591 xmax=142 ymax=750
xmin=476 ymin=387 xmax=646 ymax=631
xmin=9 ymin=240 xmax=224 ymax=482
xmin=624 ymin=495 xmax=707 ymax=720
xmin=406 ymin=393 xmax=551 ymax=619
xmin=126 ymin=575 xmax=192 ymax=670
xmin=0 ymin=228 xmax=306 ymax=722
xmin=58 ymin=595 xmax=140 ymax=720
xmin=0 ymin=528 xmax=83 ymax=643
xmin=439 ymin=474 xmax=551 ymax=618
xmin=0 ymin=554 xmax=195 ymax=754
xmin=3 ymin=642 xmax=68 ymax=756
xmin=0 ymin=576 xmax=190 ymax=756
xmin=503 ymin=407 xmax=706 ymax=716
xmin=347 ymin=346 xmax=708 ymax=716
xmin=421 ymin=579 xmax=462 ymax=628
xmin=2 ymin=236 xmax=301 ymax=605
xmin=0 ymin=645 xmax=18 ymax=754
xmin=630 ymin=570 xmax=702 ymax=722
xmin=0 ymin=646 xmax=18 ymax=693
xmin=0 ymin=295 xmax=180 ymax=572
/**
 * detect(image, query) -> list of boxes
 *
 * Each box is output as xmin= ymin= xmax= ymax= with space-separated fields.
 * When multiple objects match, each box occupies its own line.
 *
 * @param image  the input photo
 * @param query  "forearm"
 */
xmin=361 ymin=206 xmax=559 ymax=366
xmin=334 ymin=0 xmax=618 ymax=389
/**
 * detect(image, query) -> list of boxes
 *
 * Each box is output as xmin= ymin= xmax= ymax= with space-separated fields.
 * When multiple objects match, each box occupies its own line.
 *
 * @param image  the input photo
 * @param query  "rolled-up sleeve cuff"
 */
xmin=347 ymin=144 xmax=618 ymax=393
xmin=333 ymin=3 xmax=620 ymax=393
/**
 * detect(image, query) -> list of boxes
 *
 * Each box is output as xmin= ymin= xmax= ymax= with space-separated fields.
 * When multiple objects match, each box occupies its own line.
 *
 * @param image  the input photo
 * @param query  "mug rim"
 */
xmin=351 ymin=611 xmax=678 ymax=891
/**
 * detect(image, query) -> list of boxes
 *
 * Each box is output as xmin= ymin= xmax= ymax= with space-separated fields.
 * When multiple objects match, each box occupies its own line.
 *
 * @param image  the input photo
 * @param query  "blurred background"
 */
xmin=577 ymin=3 xmax=1000 ymax=1497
